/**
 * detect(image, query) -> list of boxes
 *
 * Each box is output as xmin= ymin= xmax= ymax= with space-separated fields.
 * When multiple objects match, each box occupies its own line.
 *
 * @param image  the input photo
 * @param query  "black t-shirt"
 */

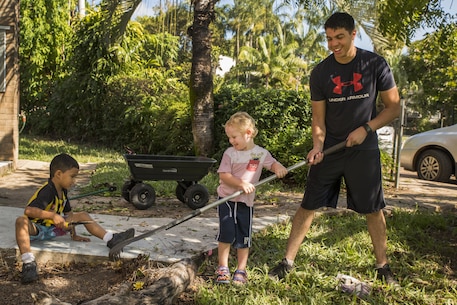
xmin=310 ymin=48 xmax=396 ymax=150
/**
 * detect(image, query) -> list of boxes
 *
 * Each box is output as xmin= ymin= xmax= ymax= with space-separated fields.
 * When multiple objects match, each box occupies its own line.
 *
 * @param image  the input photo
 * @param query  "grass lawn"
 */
xmin=198 ymin=210 xmax=457 ymax=304
xmin=18 ymin=135 xmax=457 ymax=304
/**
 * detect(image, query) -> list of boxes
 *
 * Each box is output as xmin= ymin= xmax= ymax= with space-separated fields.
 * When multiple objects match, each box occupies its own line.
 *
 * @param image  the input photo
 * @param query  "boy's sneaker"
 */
xmin=215 ymin=266 xmax=231 ymax=284
xmin=376 ymin=264 xmax=398 ymax=285
xmin=268 ymin=258 xmax=293 ymax=280
xmin=21 ymin=261 xmax=38 ymax=284
xmin=107 ymin=228 xmax=135 ymax=249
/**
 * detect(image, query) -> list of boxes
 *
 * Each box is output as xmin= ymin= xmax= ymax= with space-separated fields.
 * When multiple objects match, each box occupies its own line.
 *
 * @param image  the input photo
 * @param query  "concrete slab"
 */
xmin=0 ymin=160 xmax=291 ymax=265
xmin=1 ymin=206 xmax=288 ymax=264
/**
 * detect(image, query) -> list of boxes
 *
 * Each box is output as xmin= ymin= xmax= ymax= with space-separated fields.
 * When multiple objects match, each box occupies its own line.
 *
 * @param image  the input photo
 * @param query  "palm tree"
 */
xmin=188 ymin=0 xmax=217 ymax=156
xmin=225 ymin=0 xmax=256 ymax=62
xmin=238 ymin=23 xmax=308 ymax=89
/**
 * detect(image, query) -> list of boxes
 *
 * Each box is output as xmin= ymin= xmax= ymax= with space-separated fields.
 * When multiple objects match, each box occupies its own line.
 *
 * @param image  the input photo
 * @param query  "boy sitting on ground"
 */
xmin=15 ymin=153 xmax=135 ymax=284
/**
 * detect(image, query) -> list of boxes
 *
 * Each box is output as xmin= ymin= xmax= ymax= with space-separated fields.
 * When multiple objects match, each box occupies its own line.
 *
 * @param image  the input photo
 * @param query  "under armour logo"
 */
xmin=332 ymin=73 xmax=363 ymax=94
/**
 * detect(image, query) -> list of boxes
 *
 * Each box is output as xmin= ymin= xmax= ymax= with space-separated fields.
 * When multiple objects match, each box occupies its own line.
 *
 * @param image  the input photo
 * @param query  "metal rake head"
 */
xmin=108 ymin=245 xmax=125 ymax=261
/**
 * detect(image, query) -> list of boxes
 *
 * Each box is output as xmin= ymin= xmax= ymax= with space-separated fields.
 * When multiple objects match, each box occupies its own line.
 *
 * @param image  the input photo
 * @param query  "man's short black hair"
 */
xmin=324 ymin=12 xmax=355 ymax=33
xmin=50 ymin=153 xmax=79 ymax=178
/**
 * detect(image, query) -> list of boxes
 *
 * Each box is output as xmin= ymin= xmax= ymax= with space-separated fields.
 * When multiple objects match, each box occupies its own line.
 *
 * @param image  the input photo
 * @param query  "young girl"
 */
xmin=215 ymin=112 xmax=288 ymax=285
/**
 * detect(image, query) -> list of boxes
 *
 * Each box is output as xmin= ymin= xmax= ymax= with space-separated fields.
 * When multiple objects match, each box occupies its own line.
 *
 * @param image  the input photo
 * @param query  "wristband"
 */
xmin=363 ymin=123 xmax=373 ymax=134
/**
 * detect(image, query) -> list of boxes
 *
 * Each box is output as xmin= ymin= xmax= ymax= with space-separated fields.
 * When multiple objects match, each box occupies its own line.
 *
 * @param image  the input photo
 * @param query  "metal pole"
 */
xmin=395 ymin=100 xmax=406 ymax=188
xmin=79 ymin=0 xmax=86 ymax=18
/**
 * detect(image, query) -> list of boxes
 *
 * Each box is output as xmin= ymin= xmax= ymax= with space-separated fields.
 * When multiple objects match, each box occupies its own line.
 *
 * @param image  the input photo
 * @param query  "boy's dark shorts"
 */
xmin=216 ymin=200 xmax=253 ymax=248
xmin=301 ymin=148 xmax=386 ymax=214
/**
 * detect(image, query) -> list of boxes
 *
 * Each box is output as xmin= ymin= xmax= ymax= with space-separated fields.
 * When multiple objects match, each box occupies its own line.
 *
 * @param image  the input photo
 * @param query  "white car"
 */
xmin=400 ymin=124 xmax=457 ymax=182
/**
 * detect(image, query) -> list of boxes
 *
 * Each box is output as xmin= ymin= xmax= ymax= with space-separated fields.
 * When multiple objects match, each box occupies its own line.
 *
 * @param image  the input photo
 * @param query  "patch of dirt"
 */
xmin=0 ymin=248 xmax=125 ymax=304
xmin=1 ymin=162 xmax=456 ymax=304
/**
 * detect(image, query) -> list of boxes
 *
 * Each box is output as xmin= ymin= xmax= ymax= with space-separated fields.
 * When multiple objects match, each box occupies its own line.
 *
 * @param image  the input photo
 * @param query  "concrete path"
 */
xmin=0 ymin=206 xmax=287 ymax=264
xmin=0 ymin=160 xmax=288 ymax=264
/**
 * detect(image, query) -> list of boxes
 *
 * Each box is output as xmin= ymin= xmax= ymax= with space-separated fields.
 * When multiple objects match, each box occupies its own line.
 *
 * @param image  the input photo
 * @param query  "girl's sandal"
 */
xmin=215 ymin=266 xmax=231 ymax=284
xmin=232 ymin=269 xmax=248 ymax=285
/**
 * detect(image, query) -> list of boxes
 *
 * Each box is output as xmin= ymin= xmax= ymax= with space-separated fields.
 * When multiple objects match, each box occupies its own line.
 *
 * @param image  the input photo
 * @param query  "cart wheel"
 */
xmin=183 ymin=184 xmax=210 ymax=210
xmin=175 ymin=181 xmax=193 ymax=203
xmin=121 ymin=180 xmax=136 ymax=202
xmin=130 ymin=183 xmax=156 ymax=210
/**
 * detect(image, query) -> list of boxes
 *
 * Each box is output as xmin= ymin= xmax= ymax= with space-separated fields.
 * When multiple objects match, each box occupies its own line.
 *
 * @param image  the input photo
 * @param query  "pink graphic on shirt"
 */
xmin=247 ymin=159 xmax=260 ymax=171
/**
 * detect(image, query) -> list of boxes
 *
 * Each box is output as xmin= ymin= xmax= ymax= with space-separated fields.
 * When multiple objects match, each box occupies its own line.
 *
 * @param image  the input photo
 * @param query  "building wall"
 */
xmin=0 ymin=0 xmax=20 ymax=169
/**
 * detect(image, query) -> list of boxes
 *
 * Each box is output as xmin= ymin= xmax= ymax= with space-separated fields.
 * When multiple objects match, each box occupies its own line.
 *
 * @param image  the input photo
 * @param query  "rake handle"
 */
xmin=164 ymin=141 xmax=348 ymax=228
xmin=109 ymin=141 xmax=347 ymax=259
xmin=69 ymin=185 xmax=117 ymax=200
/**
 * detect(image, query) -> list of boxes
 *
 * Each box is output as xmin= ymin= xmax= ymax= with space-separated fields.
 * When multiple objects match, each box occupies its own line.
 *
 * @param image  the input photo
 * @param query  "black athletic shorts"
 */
xmin=216 ymin=200 xmax=253 ymax=248
xmin=301 ymin=148 xmax=386 ymax=214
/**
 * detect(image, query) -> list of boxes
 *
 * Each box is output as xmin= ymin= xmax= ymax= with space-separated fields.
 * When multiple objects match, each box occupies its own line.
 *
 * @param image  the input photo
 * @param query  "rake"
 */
xmin=109 ymin=141 xmax=347 ymax=260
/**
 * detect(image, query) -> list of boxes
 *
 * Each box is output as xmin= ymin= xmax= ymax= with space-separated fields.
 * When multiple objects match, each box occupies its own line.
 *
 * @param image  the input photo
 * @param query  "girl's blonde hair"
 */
xmin=224 ymin=111 xmax=258 ymax=137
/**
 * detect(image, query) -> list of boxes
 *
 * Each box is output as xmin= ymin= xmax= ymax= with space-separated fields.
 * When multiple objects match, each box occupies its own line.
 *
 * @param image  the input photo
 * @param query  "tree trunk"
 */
xmin=189 ymin=0 xmax=216 ymax=157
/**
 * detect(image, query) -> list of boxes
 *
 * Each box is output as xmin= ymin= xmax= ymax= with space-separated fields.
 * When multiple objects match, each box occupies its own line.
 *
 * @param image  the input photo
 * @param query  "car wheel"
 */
xmin=417 ymin=149 xmax=452 ymax=182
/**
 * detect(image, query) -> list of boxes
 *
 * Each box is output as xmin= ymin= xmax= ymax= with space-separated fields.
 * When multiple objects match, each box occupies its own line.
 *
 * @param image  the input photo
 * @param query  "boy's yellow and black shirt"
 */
xmin=27 ymin=179 xmax=72 ymax=227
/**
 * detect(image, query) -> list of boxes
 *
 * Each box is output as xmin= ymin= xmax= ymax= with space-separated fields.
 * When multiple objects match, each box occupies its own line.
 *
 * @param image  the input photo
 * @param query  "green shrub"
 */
xmin=31 ymin=69 xmax=194 ymax=155
xmin=101 ymin=71 xmax=193 ymax=154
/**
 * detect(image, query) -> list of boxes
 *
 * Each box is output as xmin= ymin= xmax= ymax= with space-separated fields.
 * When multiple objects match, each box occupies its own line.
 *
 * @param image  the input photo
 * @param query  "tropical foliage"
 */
xmin=19 ymin=0 xmax=75 ymax=115
xmin=17 ymin=0 xmax=455 ymax=160
xmin=400 ymin=23 xmax=457 ymax=126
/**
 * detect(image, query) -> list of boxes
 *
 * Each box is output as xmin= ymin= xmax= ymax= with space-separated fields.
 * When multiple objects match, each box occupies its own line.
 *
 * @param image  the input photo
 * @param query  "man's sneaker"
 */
xmin=268 ymin=258 xmax=293 ymax=280
xmin=107 ymin=228 xmax=135 ymax=249
xmin=376 ymin=264 xmax=398 ymax=285
xmin=21 ymin=261 xmax=38 ymax=284
xmin=215 ymin=266 xmax=231 ymax=284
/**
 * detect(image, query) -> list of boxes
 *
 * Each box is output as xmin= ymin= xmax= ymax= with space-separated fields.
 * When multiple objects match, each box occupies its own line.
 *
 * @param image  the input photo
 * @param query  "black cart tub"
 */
xmin=122 ymin=154 xmax=217 ymax=210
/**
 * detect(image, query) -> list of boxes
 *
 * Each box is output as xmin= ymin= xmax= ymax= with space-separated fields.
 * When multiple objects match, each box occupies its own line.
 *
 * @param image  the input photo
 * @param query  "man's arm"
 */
xmin=367 ymin=87 xmax=401 ymax=131
xmin=308 ymin=100 xmax=327 ymax=165
xmin=346 ymin=87 xmax=400 ymax=147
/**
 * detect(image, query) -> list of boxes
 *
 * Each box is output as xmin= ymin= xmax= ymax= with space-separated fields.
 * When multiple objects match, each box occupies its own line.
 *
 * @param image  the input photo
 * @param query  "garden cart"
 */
xmin=122 ymin=154 xmax=217 ymax=210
